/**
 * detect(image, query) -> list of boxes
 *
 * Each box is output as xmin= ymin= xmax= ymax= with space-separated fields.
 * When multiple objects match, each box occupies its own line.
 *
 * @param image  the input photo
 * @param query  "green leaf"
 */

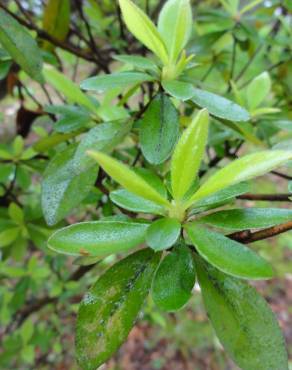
xmin=0 ymin=227 xmax=20 ymax=247
xmin=80 ymin=72 xmax=154 ymax=93
xmin=48 ymin=220 xmax=149 ymax=257
xmin=118 ymin=0 xmax=169 ymax=64
xmin=113 ymin=54 xmax=158 ymax=72
xmin=42 ymin=145 xmax=98 ymax=225
xmin=146 ymin=218 xmax=181 ymax=251
xmin=110 ymin=189 xmax=165 ymax=215
xmin=187 ymin=150 xmax=292 ymax=206
xmin=87 ymin=151 xmax=170 ymax=207
xmin=140 ymin=93 xmax=179 ymax=165
xmin=171 ymin=109 xmax=209 ymax=200
xmin=186 ymin=223 xmax=273 ymax=279
xmin=74 ymin=121 xmax=130 ymax=171
xmin=76 ymin=248 xmax=161 ymax=370
xmin=200 ymin=208 xmax=292 ymax=230
xmin=158 ymin=0 xmax=192 ymax=63
xmin=152 ymin=244 xmax=195 ymax=311
xmin=162 ymin=80 xmax=195 ymax=101
xmin=8 ymin=203 xmax=24 ymax=225
xmin=247 ymin=72 xmax=271 ymax=111
xmin=0 ymin=9 xmax=43 ymax=83
xmin=43 ymin=65 xmax=97 ymax=113
xmin=191 ymin=88 xmax=250 ymax=122
xmin=196 ymin=259 xmax=288 ymax=370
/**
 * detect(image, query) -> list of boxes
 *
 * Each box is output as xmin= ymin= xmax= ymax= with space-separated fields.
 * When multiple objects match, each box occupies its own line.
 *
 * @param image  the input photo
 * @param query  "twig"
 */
xmin=237 ymin=193 xmax=292 ymax=202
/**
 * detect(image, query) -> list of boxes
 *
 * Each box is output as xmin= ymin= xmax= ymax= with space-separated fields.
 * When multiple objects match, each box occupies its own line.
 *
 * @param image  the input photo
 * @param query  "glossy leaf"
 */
xmin=162 ymin=80 xmax=195 ymax=101
xmin=76 ymin=248 xmax=161 ymax=370
xmin=42 ymin=145 xmax=98 ymax=226
xmin=186 ymin=223 xmax=273 ymax=279
xmin=191 ymin=88 xmax=250 ymax=122
xmin=200 ymin=208 xmax=292 ymax=230
xmin=118 ymin=0 xmax=169 ymax=64
xmin=146 ymin=218 xmax=181 ymax=251
xmin=140 ymin=93 xmax=179 ymax=164
xmin=158 ymin=0 xmax=192 ymax=62
xmin=87 ymin=151 xmax=170 ymax=207
xmin=0 ymin=9 xmax=43 ymax=83
xmin=110 ymin=189 xmax=165 ymax=215
xmin=171 ymin=109 xmax=209 ymax=200
xmin=43 ymin=65 xmax=97 ymax=112
xmin=48 ymin=220 xmax=149 ymax=257
xmin=196 ymin=259 xmax=288 ymax=370
xmin=80 ymin=71 xmax=154 ymax=93
xmin=152 ymin=244 xmax=196 ymax=311
xmin=188 ymin=150 xmax=292 ymax=206
xmin=247 ymin=72 xmax=271 ymax=111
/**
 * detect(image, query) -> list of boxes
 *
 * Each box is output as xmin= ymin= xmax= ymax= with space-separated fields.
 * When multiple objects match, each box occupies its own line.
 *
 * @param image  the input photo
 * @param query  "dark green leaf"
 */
xmin=186 ymin=223 xmax=273 ymax=279
xmin=42 ymin=145 xmax=98 ymax=225
xmin=196 ymin=258 xmax=288 ymax=370
xmin=0 ymin=9 xmax=43 ymax=83
xmin=146 ymin=218 xmax=181 ymax=251
xmin=152 ymin=244 xmax=196 ymax=311
xmin=110 ymin=189 xmax=165 ymax=215
xmin=140 ymin=93 xmax=179 ymax=164
xmin=200 ymin=208 xmax=292 ymax=230
xmin=76 ymin=248 xmax=161 ymax=370
xmin=48 ymin=220 xmax=149 ymax=257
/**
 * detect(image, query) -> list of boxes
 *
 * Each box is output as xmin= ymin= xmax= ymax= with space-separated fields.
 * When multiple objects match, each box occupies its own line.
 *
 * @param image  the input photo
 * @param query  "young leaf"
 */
xmin=171 ymin=109 xmax=209 ymax=200
xmin=43 ymin=65 xmax=97 ymax=113
xmin=110 ymin=189 xmax=165 ymax=215
xmin=187 ymin=150 xmax=292 ymax=206
xmin=113 ymin=54 xmax=158 ymax=72
xmin=80 ymin=71 xmax=154 ymax=93
xmin=87 ymin=151 xmax=170 ymax=207
xmin=146 ymin=218 xmax=181 ymax=251
xmin=152 ymin=244 xmax=196 ymax=311
xmin=158 ymin=0 xmax=192 ymax=63
xmin=0 ymin=9 xmax=43 ymax=83
xmin=162 ymin=80 xmax=195 ymax=101
xmin=140 ymin=93 xmax=179 ymax=165
xmin=247 ymin=72 xmax=271 ymax=111
xmin=191 ymin=88 xmax=250 ymax=122
xmin=200 ymin=208 xmax=292 ymax=230
xmin=118 ymin=0 xmax=169 ymax=64
xmin=42 ymin=145 xmax=98 ymax=226
xmin=186 ymin=223 xmax=273 ymax=279
xmin=196 ymin=259 xmax=288 ymax=370
xmin=48 ymin=220 xmax=149 ymax=257
xmin=76 ymin=248 xmax=161 ymax=370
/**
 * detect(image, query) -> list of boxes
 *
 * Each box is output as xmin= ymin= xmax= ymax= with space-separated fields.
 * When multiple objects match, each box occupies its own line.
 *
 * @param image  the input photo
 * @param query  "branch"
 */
xmin=237 ymin=193 xmax=292 ymax=202
xmin=229 ymin=221 xmax=292 ymax=244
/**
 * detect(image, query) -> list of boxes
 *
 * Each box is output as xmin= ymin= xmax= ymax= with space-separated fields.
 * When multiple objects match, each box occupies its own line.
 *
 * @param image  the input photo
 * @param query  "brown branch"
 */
xmin=237 ymin=193 xmax=292 ymax=202
xmin=229 ymin=221 xmax=292 ymax=244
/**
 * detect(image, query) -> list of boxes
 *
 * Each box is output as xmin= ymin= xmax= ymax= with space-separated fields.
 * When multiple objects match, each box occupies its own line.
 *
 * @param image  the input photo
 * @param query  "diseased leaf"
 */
xmin=196 ymin=258 xmax=288 ymax=370
xmin=146 ymin=218 xmax=181 ymax=251
xmin=110 ymin=189 xmax=165 ymax=215
xmin=187 ymin=150 xmax=292 ymax=206
xmin=43 ymin=65 xmax=97 ymax=113
xmin=48 ymin=220 xmax=149 ymax=257
xmin=191 ymin=88 xmax=250 ymax=122
xmin=158 ymin=0 xmax=192 ymax=62
xmin=80 ymin=72 xmax=154 ymax=93
xmin=152 ymin=244 xmax=196 ymax=311
xmin=171 ymin=109 xmax=209 ymax=200
xmin=0 ymin=9 xmax=43 ymax=83
xmin=118 ymin=0 xmax=169 ymax=64
xmin=76 ymin=248 xmax=161 ymax=370
xmin=87 ymin=151 xmax=170 ymax=207
xmin=140 ymin=93 xmax=179 ymax=165
xmin=200 ymin=208 xmax=292 ymax=230
xmin=247 ymin=72 xmax=271 ymax=111
xmin=186 ymin=223 xmax=273 ymax=279
xmin=42 ymin=145 xmax=98 ymax=225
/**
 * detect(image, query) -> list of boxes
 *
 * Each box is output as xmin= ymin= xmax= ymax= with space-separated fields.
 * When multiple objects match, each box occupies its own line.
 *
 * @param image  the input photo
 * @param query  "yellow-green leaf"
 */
xmin=87 ymin=151 xmax=170 ymax=207
xmin=171 ymin=109 xmax=209 ymax=200
xmin=118 ymin=0 xmax=169 ymax=64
